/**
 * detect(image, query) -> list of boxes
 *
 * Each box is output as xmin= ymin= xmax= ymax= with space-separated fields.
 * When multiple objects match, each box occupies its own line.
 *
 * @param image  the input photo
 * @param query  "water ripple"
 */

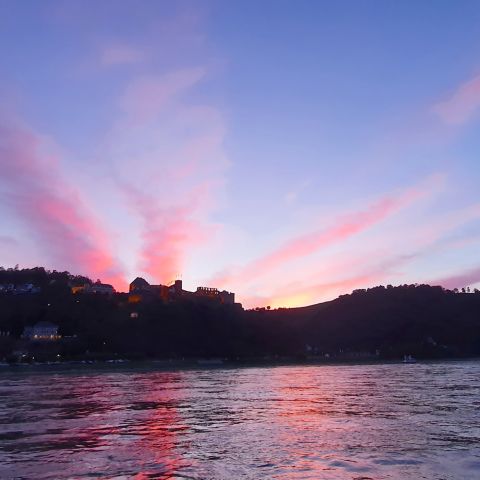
xmin=0 ymin=362 xmax=479 ymax=479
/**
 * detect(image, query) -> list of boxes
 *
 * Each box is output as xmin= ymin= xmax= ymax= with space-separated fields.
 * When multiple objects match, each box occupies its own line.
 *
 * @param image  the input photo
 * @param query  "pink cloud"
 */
xmin=0 ymin=120 xmax=126 ymax=289
xmin=259 ymin=207 xmax=480 ymax=308
xmin=241 ymin=271 xmax=385 ymax=309
xmin=100 ymin=44 xmax=146 ymax=66
xmin=433 ymin=74 xmax=480 ymax=125
xmin=250 ymin=250 xmax=422 ymax=309
xmin=431 ymin=267 xmax=480 ymax=290
xmin=106 ymin=66 xmax=228 ymax=284
xmin=121 ymin=183 xmax=215 ymax=284
xmin=269 ymin=273 xmax=382 ymax=309
xmin=213 ymin=175 xmax=444 ymax=289
xmin=259 ymin=203 xmax=480 ymax=309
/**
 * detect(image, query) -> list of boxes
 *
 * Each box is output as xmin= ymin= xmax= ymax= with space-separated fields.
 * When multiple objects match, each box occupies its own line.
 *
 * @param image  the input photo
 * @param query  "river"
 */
xmin=1 ymin=361 xmax=479 ymax=479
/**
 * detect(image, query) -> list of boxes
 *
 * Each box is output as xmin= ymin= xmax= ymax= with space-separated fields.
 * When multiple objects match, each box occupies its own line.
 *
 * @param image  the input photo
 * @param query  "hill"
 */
xmin=0 ymin=266 xmax=479 ymax=362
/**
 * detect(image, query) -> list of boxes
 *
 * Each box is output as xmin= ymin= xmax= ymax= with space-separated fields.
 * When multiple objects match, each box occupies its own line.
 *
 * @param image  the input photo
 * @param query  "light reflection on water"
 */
xmin=1 ymin=362 xmax=480 ymax=479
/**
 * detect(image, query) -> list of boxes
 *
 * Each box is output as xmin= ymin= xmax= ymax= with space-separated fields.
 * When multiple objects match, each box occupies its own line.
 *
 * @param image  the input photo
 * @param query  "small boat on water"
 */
xmin=402 ymin=354 xmax=417 ymax=364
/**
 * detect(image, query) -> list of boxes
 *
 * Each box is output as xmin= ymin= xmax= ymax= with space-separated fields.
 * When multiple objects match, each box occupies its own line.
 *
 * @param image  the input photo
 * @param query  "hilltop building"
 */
xmin=129 ymin=277 xmax=166 ymax=303
xmin=195 ymin=287 xmax=235 ymax=305
xmin=128 ymin=277 xmax=235 ymax=305
xmin=71 ymin=281 xmax=115 ymax=295
xmin=88 ymin=281 xmax=116 ymax=294
xmin=130 ymin=277 xmax=150 ymax=292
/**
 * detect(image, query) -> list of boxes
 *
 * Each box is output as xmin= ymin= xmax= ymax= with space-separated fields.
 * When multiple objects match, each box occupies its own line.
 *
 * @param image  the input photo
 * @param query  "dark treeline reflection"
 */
xmin=1 ymin=266 xmax=480 ymax=361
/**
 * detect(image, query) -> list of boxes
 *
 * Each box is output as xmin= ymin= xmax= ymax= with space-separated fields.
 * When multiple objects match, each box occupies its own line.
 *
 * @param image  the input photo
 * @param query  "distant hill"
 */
xmin=1 ymin=266 xmax=479 ymax=361
xmin=249 ymin=284 xmax=480 ymax=358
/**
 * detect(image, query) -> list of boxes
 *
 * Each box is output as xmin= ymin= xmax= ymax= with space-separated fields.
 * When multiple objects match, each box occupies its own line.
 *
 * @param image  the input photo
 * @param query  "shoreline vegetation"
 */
xmin=1 ymin=266 xmax=480 ymax=366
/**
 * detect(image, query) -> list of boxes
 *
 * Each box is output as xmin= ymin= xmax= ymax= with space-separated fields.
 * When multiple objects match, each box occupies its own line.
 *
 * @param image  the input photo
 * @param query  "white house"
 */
xmin=23 ymin=321 xmax=60 ymax=340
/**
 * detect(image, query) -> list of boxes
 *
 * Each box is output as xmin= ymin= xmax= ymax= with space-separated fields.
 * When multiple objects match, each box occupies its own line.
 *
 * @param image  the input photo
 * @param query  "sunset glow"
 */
xmin=1 ymin=1 xmax=480 ymax=307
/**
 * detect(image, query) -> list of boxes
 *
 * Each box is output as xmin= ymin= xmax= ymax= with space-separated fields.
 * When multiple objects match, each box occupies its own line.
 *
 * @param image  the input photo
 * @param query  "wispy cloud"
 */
xmin=254 ymin=250 xmax=421 ymax=309
xmin=432 ymin=266 xmax=480 ymax=290
xmin=258 ymin=199 xmax=480 ymax=308
xmin=433 ymin=73 xmax=480 ymax=125
xmin=121 ymin=183 xmax=215 ymax=284
xmin=267 ymin=272 xmax=382 ymax=309
xmin=0 ymin=120 xmax=126 ymax=288
xmin=213 ymin=174 xmax=445 ymax=289
xmin=104 ymin=66 xmax=228 ymax=283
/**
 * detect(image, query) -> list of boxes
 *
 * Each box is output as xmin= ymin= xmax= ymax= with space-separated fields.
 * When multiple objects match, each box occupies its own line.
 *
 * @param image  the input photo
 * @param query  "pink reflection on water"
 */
xmin=131 ymin=373 xmax=191 ymax=479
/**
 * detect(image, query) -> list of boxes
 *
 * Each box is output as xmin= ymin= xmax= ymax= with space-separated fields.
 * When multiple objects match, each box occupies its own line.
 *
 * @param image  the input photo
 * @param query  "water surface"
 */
xmin=1 ymin=361 xmax=479 ymax=479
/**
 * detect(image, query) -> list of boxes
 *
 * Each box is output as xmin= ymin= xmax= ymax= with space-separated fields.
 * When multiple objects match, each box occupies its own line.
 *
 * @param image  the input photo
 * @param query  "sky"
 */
xmin=1 ymin=0 xmax=480 ymax=308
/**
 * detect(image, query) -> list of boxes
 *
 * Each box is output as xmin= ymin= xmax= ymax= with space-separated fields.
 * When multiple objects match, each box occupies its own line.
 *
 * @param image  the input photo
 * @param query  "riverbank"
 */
xmin=2 ymin=355 xmax=479 ymax=374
